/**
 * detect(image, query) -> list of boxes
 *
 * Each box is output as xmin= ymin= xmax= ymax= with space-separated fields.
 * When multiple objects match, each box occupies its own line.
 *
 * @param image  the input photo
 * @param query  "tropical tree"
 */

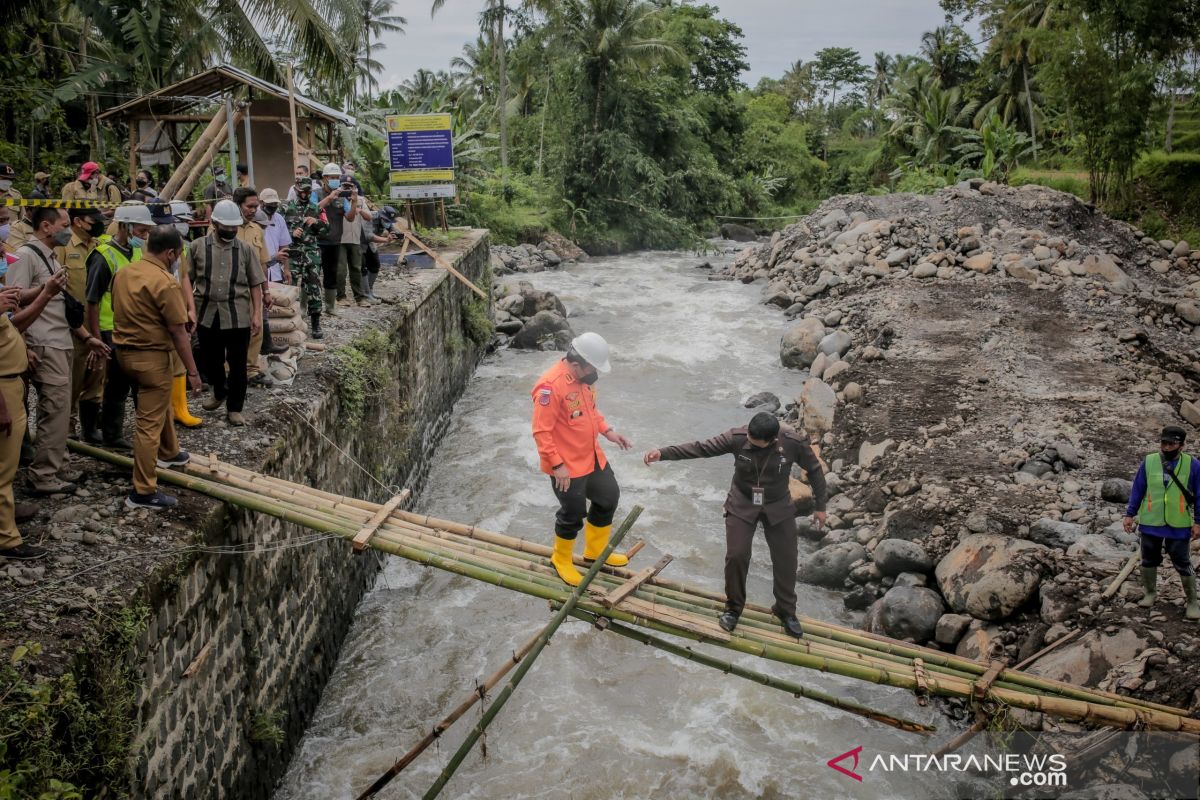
xmin=867 ymin=51 xmax=894 ymax=110
xmin=919 ymin=24 xmax=978 ymax=87
xmin=358 ymin=0 xmax=405 ymax=102
xmin=812 ymin=46 xmax=868 ymax=109
xmin=886 ymin=63 xmax=979 ymax=168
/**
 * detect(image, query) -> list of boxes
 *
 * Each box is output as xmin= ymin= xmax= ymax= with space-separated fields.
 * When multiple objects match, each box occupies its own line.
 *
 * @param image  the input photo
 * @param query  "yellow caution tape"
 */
xmin=2 ymin=198 xmax=123 ymax=209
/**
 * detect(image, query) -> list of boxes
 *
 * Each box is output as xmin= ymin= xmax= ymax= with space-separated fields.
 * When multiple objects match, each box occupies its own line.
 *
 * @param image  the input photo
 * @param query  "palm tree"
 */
xmin=432 ymin=0 xmax=513 ymax=177
xmin=359 ymin=0 xmax=405 ymax=103
xmin=886 ymin=64 xmax=979 ymax=168
xmin=919 ymin=24 xmax=977 ymax=88
xmin=867 ymin=51 xmax=893 ymax=111
xmin=988 ymin=0 xmax=1061 ymax=161
xmin=780 ymin=59 xmax=817 ymax=116
xmin=555 ymin=0 xmax=683 ymax=132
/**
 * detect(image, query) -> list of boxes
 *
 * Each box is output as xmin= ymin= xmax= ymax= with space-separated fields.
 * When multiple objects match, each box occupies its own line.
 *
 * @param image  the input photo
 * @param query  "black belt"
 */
xmin=0 ymin=373 xmax=24 ymax=379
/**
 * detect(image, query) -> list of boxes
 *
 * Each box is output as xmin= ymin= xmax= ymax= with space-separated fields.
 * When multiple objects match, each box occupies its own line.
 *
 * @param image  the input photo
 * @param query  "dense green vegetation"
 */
xmin=2 ymin=0 xmax=1198 ymax=245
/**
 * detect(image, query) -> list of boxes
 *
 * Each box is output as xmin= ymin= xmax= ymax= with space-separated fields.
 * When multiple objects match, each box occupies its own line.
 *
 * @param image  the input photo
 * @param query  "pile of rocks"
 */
xmin=491 ymin=233 xmax=588 ymax=275
xmin=494 ymin=281 xmax=575 ymax=350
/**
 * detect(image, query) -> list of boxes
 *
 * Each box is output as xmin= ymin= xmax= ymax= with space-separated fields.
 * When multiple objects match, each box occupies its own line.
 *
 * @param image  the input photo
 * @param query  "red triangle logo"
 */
xmin=827 ymin=746 xmax=864 ymax=782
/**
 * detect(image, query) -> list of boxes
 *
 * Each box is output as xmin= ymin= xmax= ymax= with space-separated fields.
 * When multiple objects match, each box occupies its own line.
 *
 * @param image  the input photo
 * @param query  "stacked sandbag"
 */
xmin=266 ymin=282 xmax=306 ymax=385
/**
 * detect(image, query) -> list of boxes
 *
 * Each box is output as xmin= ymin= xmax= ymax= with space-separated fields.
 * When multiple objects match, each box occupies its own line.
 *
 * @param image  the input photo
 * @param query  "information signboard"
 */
xmin=390 ymin=184 xmax=457 ymax=200
xmin=386 ymin=114 xmax=454 ymax=172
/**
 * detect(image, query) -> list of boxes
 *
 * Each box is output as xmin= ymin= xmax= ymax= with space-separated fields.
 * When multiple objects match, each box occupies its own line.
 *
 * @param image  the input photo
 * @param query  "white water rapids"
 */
xmin=274 ymin=250 xmax=970 ymax=799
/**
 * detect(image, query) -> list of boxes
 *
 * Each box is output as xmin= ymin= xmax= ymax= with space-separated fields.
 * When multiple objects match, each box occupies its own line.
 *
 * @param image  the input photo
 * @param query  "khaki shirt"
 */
xmin=0 ymin=314 xmax=28 ymax=377
xmin=112 ymin=254 xmax=188 ymax=350
xmin=189 ymin=234 xmax=265 ymax=330
xmin=62 ymin=178 xmax=122 ymax=204
xmin=54 ymin=231 xmax=95 ymax=302
xmin=5 ymin=220 xmax=34 ymax=254
xmin=7 ymin=239 xmax=72 ymax=350
xmin=3 ymin=189 xmax=22 ymax=221
xmin=236 ymin=221 xmax=270 ymax=270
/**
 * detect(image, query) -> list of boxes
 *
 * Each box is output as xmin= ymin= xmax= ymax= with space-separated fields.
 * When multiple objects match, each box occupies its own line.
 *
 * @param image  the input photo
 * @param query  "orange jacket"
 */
xmin=531 ymin=359 xmax=610 ymax=478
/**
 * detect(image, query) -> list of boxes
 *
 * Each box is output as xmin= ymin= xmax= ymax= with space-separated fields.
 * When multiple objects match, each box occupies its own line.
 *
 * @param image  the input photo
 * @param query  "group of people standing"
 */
xmin=0 ymin=158 xmax=403 ymax=563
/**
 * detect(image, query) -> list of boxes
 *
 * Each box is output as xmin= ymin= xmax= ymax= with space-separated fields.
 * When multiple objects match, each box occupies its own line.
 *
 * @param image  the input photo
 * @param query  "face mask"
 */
xmin=0 ymin=180 xmax=11 ymax=192
xmin=1162 ymin=445 xmax=1182 ymax=460
xmin=0 ymin=224 xmax=8 ymax=242
xmin=175 ymin=222 xmax=190 ymax=237
xmin=264 ymin=204 xmax=278 ymax=217
xmin=51 ymin=229 xmax=72 ymax=246
xmin=214 ymin=172 xmax=226 ymax=183
xmin=216 ymin=228 xmax=237 ymax=242
xmin=297 ymin=192 xmax=311 ymax=203
xmin=327 ymin=179 xmax=341 ymax=189
xmin=579 ymin=372 xmax=598 ymax=386
xmin=136 ymin=178 xmax=149 ymax=187
xmin=87 ymin=220 xmax=106 ymax=238
xmin=86 ymin=176 xmax=97 ymax=187
xmin=129 ymin=236 xmax=145 ymax=250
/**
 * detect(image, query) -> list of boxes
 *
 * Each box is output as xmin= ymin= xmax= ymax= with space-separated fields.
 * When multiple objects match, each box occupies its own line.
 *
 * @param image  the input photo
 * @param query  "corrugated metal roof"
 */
xmin=97 ymin=64 xmax=356 ymax=126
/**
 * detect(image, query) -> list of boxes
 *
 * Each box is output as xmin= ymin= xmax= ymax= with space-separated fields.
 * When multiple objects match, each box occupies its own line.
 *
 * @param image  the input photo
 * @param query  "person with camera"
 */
xmin=315 ymin=163 xmax=369 ymax=311
xmin=8 ymin=207 xmax=108 ymax=495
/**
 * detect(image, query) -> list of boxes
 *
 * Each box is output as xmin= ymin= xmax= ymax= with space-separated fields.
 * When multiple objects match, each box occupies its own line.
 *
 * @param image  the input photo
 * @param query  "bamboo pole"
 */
xmin=161 ymin=104 xmax=229 ymax=200
xmin=421 ymin=507 xmax=641 ymax=799
xmin=175 ymin=111 xmax=243 ymax=201
xmin=568 ymin=607 xmax=935 ymax=734
xmin=354 ymin=628 xmax=545 ymax=799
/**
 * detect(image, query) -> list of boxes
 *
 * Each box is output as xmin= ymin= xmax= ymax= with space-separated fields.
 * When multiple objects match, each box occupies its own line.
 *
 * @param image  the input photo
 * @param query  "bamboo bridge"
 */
xmin=69 ymin=442 xmax=1200 ymax=798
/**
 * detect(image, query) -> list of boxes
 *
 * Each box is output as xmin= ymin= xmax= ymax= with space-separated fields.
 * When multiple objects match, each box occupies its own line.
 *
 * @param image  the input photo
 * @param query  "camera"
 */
xmin=338 ymin=189 xmax=352 ymax=198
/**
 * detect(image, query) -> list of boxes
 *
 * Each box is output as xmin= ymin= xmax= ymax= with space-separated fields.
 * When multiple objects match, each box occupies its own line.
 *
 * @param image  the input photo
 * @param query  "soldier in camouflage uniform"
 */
xmin=283 ymin=177 xmax=328 ymax=339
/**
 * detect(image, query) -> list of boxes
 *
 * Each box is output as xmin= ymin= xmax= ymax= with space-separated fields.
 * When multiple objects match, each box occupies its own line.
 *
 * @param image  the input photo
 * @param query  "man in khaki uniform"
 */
xmin=112 ymin=225 xmax=200 ymax=510
xmin=56 ymin=208 xmax=108 ymax=442
xmin=232 ymin=187 xmax=274 ymax=386
xmin=0 ymin=275 xmax=72 ymax=560
xmin=7 ymin=208 xmax=108 ymax=495
xmin=61 ymin=161 xmax=123 ymax=204
xmin=0 ymin=163 xmax=33 ymax=253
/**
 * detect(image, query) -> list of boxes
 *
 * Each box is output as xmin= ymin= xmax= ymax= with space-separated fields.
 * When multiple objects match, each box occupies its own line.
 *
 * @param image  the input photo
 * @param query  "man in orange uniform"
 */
xmin=531 ymin=332 xmax=633 ymax=585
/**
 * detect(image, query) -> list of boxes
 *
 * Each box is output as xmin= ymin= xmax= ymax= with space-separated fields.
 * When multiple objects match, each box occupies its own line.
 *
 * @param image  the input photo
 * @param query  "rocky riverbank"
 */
xmin=722 ymin=181 xmax=1200 ymax=722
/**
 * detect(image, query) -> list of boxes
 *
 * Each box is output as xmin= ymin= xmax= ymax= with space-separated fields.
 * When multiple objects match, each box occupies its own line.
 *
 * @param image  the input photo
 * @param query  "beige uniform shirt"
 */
xmin=7 ymin=240 xmax=72 ymax=350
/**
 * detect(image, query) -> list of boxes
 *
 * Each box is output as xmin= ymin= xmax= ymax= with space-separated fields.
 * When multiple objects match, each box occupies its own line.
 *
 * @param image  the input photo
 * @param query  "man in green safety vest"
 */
xmin=85 ymin=201 xmax=152 ymax=449
xmin=1123 ymin=426 xmax=1200 ymax=620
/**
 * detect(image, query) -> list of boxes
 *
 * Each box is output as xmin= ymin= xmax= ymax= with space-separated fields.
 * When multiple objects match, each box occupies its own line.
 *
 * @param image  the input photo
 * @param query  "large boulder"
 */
xmin=817 ymin=330 xmax=852 ymax=358
xmin=1027 ymin=518 xmax=1087 ymax=549
xmin=720 ymin=222 xmax=758 ymax=242
xmin=780 ymin=317 xmax=827 ymax=369
xmin=509 ymin=310 xmax=574 ymax=351
xmin=1080 ymin=253 xmax=1134 ymax=293
xmin=514 ymin=283 xmax=568 ymax=318
xmin=1066 ymin=534 xmax=1129 ymax=564
xmin=935 ymin=534 xmax=1049 ymax=621
xmin=798 ymin=378 xmax=837 ymax=437
xmin=873 ymin=539 xmax=933 ymax=576
xmin=799 ymin=541 xmax=866 ymax=588
xmin=1100 ymin=478 xmax=1132 ymax=504
xmin=744 ymin=391 xmax=781 ymax=414
xmin=864 ymin=586 xmax=945 ymax=643
xmin=1025 ymin=629 xmax=1150 ymax=686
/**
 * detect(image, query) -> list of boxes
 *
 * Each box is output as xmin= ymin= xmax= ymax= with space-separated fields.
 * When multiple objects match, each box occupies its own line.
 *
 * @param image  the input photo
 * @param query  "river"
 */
xmin=274 ymin=249 xmax=955 ymax=799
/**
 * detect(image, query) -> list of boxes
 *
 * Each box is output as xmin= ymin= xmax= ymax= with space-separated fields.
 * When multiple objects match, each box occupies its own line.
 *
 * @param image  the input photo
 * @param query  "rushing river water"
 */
xmin=274 ymin=250 xmax=957 ymax=799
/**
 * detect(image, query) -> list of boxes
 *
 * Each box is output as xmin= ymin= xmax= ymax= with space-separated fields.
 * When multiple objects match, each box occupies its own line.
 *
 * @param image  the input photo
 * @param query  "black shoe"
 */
xmin=773 ymin=607 xmax=804 ymax=639
xmin=83 ymin=430 xmax=104 ymax=445
xmin=718 ymin=610 xmax=740 ymax=632
xmin=103 ymin=436 xmax=132 ymax=451
xmin=310 ymin=314 xmax=324 ymax=340
xmin=249 ymin=373 xmax=275 ymax=388
xmin=156 ymin=450 xmax=190 ymax=469
xmin=125 ymin=491 xmax=179 ymax=511
xmin=1 ymin=542 xmax=48 ymax=560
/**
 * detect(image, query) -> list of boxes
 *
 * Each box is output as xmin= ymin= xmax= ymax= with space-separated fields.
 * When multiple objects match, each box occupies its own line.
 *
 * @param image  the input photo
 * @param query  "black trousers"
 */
xmin=549 ymin=460 xmax=619 ymax=539
xmin=100 ymin=339 xmax=137 ymax=441
xmin=319 ymin=243 xmax=340 ymax=290
xmin=1141 ymin=533 xmax=1195 ymax=576
xmin=197 ymin=325 xmax=250 ymax=413
xmin=364 ymin=246 xmax=381 ymax=275
xmin=724 ymin=512 xmax=799 ymax=617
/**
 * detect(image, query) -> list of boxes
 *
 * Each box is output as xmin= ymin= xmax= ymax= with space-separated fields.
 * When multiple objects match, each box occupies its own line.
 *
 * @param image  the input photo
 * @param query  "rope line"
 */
xmin=278 ymin=399 xmax=403 ymax=498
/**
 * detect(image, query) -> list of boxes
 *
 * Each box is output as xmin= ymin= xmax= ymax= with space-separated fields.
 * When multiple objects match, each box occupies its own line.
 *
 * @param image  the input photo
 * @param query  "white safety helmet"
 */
xmin=322 ymin=162 xmax=342 ymax=177
xmin=210 ymin=199 xmax=244 ymax=227
xmin=113 ymin=201 xmax=155 ymax=226
xmin=169 ymin=201 xmax=194 ymax=222
xmin=570 ymin=332 xmax=611 ymax=374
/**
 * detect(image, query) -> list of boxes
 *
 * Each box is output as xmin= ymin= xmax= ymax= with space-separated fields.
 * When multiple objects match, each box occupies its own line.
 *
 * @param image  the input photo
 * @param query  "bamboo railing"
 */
xmin=68 ymin=442 xmax=1200 ymax=739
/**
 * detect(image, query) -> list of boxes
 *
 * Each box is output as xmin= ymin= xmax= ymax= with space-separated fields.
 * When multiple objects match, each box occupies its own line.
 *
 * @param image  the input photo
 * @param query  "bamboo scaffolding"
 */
xmin=421 ymin=507 xmax=640 ymax=799
xmin=66 ymin=442 xmax=1200 ymax=735
xmin=179 ymin=451 xmax=1192 ymax=716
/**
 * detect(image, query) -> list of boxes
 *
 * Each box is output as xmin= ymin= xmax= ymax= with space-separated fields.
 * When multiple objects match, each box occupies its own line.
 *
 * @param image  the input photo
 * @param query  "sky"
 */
xmin=376 ymin=0 xmax=973 ymax=92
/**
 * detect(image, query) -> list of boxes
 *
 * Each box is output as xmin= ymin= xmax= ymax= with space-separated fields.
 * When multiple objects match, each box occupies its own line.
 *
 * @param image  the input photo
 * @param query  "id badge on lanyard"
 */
xmin=752 ymin=486 xmax=764 ymax=506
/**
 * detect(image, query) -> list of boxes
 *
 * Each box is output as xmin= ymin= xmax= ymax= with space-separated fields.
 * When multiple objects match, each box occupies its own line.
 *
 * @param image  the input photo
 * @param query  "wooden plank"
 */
xmin=600 ymin=555 xmax=673 ymax=609
xmin=352 ymin=489 xmax=411 ymax=552
xmin=623 ymin=539 xmax=646 ymax=560
xmin=401 ymin=231 xmax=487 ymax=299
xmin=973 ymin=660 xmax=1008 ymax=701
xmin=1014 ymin=629 xmax=1082 ymax=671
xmin=1101 ymin=553 xmax=1139 ymax=599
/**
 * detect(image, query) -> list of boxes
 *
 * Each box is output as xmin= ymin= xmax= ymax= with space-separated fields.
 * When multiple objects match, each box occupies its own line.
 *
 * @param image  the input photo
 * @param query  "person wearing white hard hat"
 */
xmin=315 ymin=162 xmax=368 ymax=313
xmin=530 ymin=332 xmax=634 ymax=585
xmin=189 ymin=198 xmax=265 ymax=426
xmin=86 ymin=201 xmax=153 ymax=449
xmin=9 ymin=207 xmax=108 ymax=495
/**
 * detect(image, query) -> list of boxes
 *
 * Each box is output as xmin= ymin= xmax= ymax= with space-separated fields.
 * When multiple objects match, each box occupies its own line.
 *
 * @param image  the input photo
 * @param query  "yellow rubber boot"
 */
xmin=583 ymin=521 xmax=628 ymax=567
xmin=173 ymin=376 xmax=203 ymax=428
xmin=551 ymin=536 xmax=582 ymax=586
